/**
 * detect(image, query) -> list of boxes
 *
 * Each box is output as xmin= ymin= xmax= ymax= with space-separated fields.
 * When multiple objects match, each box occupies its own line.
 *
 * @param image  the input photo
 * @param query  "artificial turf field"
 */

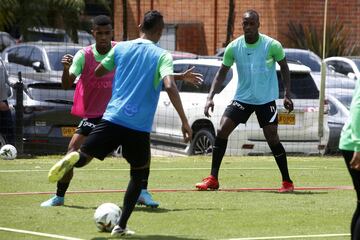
xmin=0 ymin=155 xmax=354 ymax=240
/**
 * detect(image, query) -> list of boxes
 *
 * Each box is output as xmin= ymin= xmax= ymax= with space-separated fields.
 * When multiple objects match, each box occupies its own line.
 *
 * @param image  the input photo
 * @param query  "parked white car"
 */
xmin=324 ymin=56 xmax=360 ymax=81
xmin=152 ymin=58 xmax=330 ymax=156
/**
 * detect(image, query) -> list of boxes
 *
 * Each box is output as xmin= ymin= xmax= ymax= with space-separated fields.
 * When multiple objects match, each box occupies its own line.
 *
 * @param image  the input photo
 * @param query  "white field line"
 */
xmin=224 ymin=233 xmax=350 ymax=240
xmin=0 ymin=227 xmax=84 ymax=240
xmin=0 ymin=167 xmax=344 ymax=173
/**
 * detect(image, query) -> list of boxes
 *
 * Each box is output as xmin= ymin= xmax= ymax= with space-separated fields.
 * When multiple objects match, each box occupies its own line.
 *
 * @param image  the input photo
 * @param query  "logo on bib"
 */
xmin=123 ymin=104 xmax=138 ymax=117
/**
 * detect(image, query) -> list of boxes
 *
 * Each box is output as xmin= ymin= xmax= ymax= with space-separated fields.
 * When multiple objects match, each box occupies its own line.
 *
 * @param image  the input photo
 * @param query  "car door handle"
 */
xmin=163 ymin=101 xmax=170 ymax=106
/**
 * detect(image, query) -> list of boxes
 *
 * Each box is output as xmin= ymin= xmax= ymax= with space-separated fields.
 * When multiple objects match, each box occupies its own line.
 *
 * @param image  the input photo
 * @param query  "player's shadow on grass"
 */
xmin=134 ymin=206 xmax=222 ymax=213
xmin=62 ymin=205 xmax=97 ymax=210
xmin=91 ymin=235 xmax=203 ymax=240
xmin=133 ymin=207 xmax=171 ymax=213
xmin=260 ymin=190 xmax=328 ymax=195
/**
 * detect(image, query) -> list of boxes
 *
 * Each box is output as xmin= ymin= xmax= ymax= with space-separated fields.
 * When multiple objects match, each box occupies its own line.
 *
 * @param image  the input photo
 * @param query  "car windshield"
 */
xmin=285 ymin=50 xmax=321 ymax=72
xmin=47 ymin=47 xmax=81 ymax=71
xmin=351 ymin=59 xmax=360 ymax=70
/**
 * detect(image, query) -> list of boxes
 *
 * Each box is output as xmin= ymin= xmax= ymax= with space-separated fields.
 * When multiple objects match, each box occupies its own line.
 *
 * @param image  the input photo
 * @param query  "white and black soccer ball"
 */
xmin=0 ymin=144 xmax=17 ymax=160
xmin=94 ymin=203 xmax=121 ymax=232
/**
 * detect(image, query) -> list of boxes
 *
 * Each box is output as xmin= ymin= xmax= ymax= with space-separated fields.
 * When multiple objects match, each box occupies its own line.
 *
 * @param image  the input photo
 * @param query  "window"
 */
xmin=47 ymin=47 xmax=80 ymax=71
xmin=158 ymin=24 xmax=176 ymax=51
xmin=7 ymin=46 xmax=33 ymax=67
xmin=30 ymin=47 xmax=43 ymax=64
xmin=327 ymin=60 xmax=354 ymax=75
xmin=285 ymin=50 xmax=321 ymax=72
xmin=278 ymin=71 xmax=319 ymax=99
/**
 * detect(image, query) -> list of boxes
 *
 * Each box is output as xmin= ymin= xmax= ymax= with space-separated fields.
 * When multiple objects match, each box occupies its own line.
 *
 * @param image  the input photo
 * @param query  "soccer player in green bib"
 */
xmin=196 ymin=9 xmax=295 ymax=192
xmin=339 ymin=67 xmax=360 ymax=239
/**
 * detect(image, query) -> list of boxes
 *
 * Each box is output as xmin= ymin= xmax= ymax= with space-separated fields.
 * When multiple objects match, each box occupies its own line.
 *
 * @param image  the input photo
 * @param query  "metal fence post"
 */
xmin=14 ymin=71 xmax=23 ymax=155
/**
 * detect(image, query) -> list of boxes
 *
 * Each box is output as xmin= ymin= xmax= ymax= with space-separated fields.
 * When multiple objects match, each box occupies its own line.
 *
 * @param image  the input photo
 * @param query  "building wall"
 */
xmin=114 ymin=0 xmax=360 ymax=55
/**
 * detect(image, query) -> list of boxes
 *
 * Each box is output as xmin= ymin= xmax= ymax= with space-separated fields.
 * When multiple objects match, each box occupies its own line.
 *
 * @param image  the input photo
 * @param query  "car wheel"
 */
xmin=189 ymin=129 xmax=214 ymax=155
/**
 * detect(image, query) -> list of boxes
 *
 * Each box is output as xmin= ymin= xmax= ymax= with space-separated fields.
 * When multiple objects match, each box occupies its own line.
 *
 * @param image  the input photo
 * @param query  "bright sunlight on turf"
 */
xmin=0 ymin=155 xmax=354 ymax=239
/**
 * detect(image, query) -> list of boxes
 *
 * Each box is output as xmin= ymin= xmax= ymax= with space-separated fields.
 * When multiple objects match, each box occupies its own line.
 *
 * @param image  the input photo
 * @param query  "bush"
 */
xmin=286 ymin=18 xmax=360 ymax=57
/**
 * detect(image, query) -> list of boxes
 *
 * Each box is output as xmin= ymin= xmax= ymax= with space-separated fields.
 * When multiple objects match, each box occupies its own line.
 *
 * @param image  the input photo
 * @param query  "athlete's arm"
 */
xmin=173 ymin=66 xmax=203 ymax=88
xmin=95 ymin=64 xmax=109 ymax=77
xmin=350 ymin=86 xmax=360 ymax=170
xmin=163 ymin=75 xmax=192 ymax=143
xmin=278 ymin=58 xmax=293 ymax=113
xmin=95 ymin=47 xmax=115 ymax=77
xmin=61 ymin=54 xmax=76 ymax=90
xmin=271 ymin=40 xmax=293 ymax=113
xmin=204 ymin=41 xmax=234 ymax=117
xmin=204 ymin=64 xmax=230 ymax=117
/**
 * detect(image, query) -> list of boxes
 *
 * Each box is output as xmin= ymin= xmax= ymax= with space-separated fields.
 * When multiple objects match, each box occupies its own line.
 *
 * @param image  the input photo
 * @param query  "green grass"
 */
xmin=0 ymin=155 xmax=355 ymax=240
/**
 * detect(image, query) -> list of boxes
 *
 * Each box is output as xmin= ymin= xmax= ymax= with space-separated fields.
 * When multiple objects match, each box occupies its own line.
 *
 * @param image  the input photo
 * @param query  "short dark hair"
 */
xmin=92 ymin=15 xmax=112 ymax=27
xmin=141 ymin=10 xmax=164 ymax=33
xmin=244 ymin=9 xmax=259 ymax=22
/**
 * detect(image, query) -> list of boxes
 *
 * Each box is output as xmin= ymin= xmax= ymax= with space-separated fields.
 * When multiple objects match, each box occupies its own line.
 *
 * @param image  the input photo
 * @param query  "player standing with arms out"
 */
xmin=195 ymin=9 xmax=295 ymax=192
xmin=47 ymin=10 xmax=193 ymax=236
xmin=339 ymin=70 xmax=360 ymax=239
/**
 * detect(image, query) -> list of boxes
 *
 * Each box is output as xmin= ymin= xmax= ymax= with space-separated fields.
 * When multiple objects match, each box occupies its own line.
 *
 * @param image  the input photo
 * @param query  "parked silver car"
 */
xmin=325 ymin=56 xmax=360 ymax=80
xmin=326 ymin=88 xmax=353 ymax=153
xmin=2 ymin=42 xmax=82 ymax=84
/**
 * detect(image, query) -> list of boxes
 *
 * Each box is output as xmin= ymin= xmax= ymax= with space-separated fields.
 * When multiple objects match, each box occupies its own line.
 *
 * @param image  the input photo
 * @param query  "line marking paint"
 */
xmin=0 ymin=227 xmax=84 ymax=240
xmin=0 ymin=186 xmax=353 ymax=196
xmin=0 ymin=166 xmax=345 ymax=173
xmin=224 ymin=233 xmax=350 ymax=239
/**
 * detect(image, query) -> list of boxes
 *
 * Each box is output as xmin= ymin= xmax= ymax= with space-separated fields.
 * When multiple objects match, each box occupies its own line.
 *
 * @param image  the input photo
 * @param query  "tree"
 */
xmin=224 ymin=0 xmax=235 ymax=47
xmin=0 ymin=0 xmax=110 ymax=42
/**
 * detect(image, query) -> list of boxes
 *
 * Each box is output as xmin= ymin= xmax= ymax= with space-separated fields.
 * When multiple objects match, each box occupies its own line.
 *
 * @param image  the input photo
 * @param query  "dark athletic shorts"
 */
xmin=75 ymin=117 xmax=102 ymax=136
xmin=80 ymin=120 xmax=150 ymax=168
xmin=223 ymin=100 xmax=278 ymax=128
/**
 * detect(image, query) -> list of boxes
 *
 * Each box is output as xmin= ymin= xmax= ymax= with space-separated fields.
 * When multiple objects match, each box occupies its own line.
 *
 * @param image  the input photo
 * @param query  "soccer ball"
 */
xmin=94 ymin=203 xmax=121 ymax=232
xmin=0 ymin=144 xmax=17 ymax=160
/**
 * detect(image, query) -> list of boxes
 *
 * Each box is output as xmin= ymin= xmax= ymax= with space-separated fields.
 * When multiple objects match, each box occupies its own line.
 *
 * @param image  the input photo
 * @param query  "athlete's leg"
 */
xmin=120 ymin=166 xmax=148 ymax=228
xmin=113 ymin=128 xmax=150 ymax=235
xmin=41 ymin=117 xmax=98 ymax=207
xmin=256 ymin=101 xmax=293 ymax=192
xmin=263 ymin=124 xmax=292 ymax=183
xmin=57 ymin=133 xmax=87 ymax=195
xmin=195 ymin=116 xmax=237 ymax=190
xmin=342 ymin=150 xmax=360 ymax=239
xmin=196 ymin=101 xmax=250 ymax=190
xmin=137 ymin=166 xmax=159 ymax=208
xmin=211 ymin=116 xmax=237 ymax=178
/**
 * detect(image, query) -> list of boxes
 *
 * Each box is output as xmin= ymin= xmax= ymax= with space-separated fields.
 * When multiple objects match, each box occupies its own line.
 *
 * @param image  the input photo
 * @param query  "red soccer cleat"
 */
xmin=278 ymin=181 xmax=294 ymax=193
xmin=195 ymin=175 xmax=219 ymax=190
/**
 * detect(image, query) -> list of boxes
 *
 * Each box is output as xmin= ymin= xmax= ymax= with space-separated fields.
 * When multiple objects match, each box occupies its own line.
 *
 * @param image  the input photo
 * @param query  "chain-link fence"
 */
xmin=0 ymin=0 xmax=358 ymax=157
